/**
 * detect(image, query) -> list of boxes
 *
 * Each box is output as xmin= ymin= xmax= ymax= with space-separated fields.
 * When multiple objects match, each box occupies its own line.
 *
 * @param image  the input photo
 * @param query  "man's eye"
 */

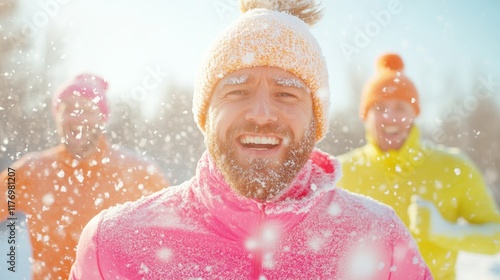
xmin=225 ymin=91 xmax=246 ymax=98
xmin=277 ymin=92 xmax=296 ymax=98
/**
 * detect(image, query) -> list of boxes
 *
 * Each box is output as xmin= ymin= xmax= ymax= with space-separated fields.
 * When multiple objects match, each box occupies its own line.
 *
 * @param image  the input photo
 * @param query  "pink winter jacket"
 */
xmin=70 ymin=149 xmax=433 ymax=279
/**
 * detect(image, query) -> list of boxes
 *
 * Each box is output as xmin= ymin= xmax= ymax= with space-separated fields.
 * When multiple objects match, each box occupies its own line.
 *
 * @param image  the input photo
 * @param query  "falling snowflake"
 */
xmin=42 ymin=193 xmax=55 ymax=206
xmin=156 ymin=247 xmax=172 ymax=262
xmin=75 ymin=173 xmax=84 ymax=183
xmin=327 ymin=202 xmax=341 ymax=217
xmin=138 ymin=263 xmax=150 ymax=274
xmin=94 ymin=197 xmax=103 ymax=207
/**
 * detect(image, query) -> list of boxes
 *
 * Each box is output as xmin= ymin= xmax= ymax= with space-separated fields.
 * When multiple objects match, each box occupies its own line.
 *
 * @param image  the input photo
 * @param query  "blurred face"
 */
xmin=365 ymin=99 xmax=417 ymax=152
xmin=206 ymin=66 xmax=316 ymax=201
xmin=55 ymin=95 xmax=105 ymax=159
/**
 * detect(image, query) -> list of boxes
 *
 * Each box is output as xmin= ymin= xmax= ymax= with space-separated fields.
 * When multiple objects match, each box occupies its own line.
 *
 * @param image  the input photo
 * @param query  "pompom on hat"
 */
xmin=52 ymin=73 xmax=110 ymax=121
xmin=193 ymin=0 xmax=330 ymax=142
xmin=359 ymin=53 xmax=420 ymax=120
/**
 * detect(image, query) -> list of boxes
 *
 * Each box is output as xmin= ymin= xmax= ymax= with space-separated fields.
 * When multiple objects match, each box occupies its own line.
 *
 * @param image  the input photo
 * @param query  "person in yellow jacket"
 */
xmin=0 ymin=73 xmax=169 ymax=279
xmin=337 ymin=53 xmax=500 ymax=279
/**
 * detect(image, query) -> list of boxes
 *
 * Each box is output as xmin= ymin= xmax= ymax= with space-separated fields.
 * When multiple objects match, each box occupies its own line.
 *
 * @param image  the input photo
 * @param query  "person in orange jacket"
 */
xmin=0 ymin=73 xmax=169 ymax=279
xmin=337 ymin=53 xmax=500 ymax=279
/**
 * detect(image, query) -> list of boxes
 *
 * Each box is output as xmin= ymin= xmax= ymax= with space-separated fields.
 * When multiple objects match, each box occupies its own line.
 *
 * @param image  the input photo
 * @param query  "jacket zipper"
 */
xmin=251 ymin=203 xmax=267 ymax=279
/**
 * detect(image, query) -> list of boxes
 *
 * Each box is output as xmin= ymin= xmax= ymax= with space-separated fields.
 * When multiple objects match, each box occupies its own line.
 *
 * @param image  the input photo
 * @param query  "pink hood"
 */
xmin=70 ymin=149 xmax=432 ymax=279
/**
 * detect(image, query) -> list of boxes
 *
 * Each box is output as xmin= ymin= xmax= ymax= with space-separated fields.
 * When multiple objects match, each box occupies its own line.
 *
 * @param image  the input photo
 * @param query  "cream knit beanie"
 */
xmin=193 ymin=0 xmax=330 ymax=142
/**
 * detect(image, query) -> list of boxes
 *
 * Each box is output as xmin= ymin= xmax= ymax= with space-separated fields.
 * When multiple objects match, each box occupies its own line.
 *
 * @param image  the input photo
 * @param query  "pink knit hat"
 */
xmin=52 ymin=73 xmax=110 ymax=121
xmin=193 ymin=0 xmax=330 ymax=142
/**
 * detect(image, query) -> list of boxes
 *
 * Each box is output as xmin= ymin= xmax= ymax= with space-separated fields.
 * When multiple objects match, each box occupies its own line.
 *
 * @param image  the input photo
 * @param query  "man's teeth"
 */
xmin=383 ymin=126 xmax=399 ymax=134
xmin=240 ymin=136 xmax=280 ymax=145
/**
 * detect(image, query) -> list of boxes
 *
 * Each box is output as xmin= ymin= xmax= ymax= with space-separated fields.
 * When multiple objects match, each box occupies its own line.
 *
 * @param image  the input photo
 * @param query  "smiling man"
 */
xmin=338 ymin=53 xmax=500 ymax=279
xmin=206 ymin=67 xmax=316 ymax=201
xmin=70 ymin=1 xmax=432 ymax=279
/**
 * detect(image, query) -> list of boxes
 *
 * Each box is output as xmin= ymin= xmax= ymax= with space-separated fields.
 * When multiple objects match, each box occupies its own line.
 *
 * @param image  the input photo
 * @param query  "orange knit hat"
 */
xmin=359 ymin=53 xmax=420 ymax=120
xmin=193 ymin=0 xmax=330 ymax=142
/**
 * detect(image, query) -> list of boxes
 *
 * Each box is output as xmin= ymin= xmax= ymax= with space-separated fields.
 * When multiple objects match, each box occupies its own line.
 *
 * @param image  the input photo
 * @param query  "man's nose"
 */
xmin=245 ymin=85 xmax=278 ymax=125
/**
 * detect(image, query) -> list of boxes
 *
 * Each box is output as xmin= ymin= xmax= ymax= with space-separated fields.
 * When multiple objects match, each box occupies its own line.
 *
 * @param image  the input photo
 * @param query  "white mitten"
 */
xmin=408 ymin=195 xmax=500 ymax=253
xmin=408 ymin=195 xmax=449 ymax=238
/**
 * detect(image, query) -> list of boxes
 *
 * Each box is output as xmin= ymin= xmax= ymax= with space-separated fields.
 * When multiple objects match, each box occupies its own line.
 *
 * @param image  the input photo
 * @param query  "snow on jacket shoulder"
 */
xmin=70 ymin=149 xmax=432 ymax=280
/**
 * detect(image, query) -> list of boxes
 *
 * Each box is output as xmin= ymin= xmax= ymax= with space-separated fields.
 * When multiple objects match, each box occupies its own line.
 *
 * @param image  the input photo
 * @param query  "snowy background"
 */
xmin=1 ymin=0 xmax=500 ymax=278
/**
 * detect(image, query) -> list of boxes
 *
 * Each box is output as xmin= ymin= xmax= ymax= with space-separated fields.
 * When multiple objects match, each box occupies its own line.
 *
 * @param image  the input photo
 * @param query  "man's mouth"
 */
xmin=383 ymin=126 xmax=399 ymax=135
xmin=239 ymin=135 xmax=281 ymax=150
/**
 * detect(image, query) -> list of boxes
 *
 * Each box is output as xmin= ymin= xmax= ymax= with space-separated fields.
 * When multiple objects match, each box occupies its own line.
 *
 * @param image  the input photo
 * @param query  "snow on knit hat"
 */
xmin=360 ymin=53 xmax=420 ymax=120
xmin=53 ymin=73 xmax=110 ymax=121
xmin=193 ymin=0 xmax=330 ymax=142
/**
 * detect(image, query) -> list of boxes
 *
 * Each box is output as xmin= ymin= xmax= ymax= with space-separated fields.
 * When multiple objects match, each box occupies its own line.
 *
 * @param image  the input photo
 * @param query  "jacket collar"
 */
xmin=365 ymin=125 xmax=427 ymax=173
xmin=192 ymin=148 xmax=340 ymax=239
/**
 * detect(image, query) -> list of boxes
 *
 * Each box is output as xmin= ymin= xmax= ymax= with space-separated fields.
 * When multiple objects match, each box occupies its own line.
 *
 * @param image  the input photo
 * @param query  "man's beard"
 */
xmin=206 ymin=121 xmax=316 ymax=202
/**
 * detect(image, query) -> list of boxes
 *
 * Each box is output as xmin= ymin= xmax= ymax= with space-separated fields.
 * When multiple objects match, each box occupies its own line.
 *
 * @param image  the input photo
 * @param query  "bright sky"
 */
xmin=25 ymin=0 xmax=500 ymax=119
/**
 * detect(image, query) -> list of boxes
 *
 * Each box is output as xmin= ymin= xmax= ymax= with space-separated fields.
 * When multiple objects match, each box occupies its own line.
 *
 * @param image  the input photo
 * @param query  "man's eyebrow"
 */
xmin=273 ymin=76 xmax=306 ymax=89
xmin=218 ymin=75 xmax=249 ymax=89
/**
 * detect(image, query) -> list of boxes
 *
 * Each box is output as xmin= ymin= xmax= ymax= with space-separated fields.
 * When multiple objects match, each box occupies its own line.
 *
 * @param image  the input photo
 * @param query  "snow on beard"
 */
xmin=206 ymin=120 xmax=316 ymax=202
